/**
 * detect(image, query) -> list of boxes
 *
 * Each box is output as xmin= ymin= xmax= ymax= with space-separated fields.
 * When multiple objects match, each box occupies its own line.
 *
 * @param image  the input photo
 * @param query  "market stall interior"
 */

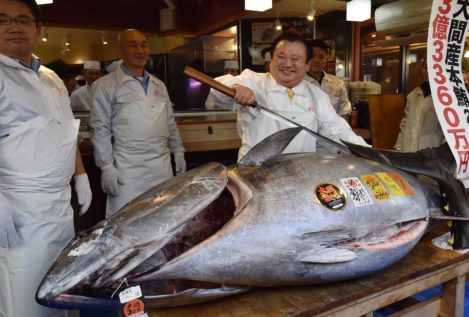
xmin=28 ymin=0 xmax=469 ymax=315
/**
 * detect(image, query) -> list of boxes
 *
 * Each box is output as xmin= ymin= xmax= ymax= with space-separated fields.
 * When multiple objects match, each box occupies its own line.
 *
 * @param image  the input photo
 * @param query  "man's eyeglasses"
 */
xmin=274 ymin=54 xmax=305 ymax=65
xmin=0 ymin=15 xmax=36 ymax=26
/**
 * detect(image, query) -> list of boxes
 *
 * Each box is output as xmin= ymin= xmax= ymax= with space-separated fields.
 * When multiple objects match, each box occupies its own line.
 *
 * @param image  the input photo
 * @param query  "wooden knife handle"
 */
xmin=183 ymin=65 xmax=236 ymax=98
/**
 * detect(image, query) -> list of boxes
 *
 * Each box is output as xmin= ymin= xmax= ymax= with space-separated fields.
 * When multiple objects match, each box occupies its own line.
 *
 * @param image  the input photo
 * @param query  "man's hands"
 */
xmin=74 ymin=174 xmax=92 ymax=215
xmin=174 ymin=153 xmax=187 ymax=175
xmin=0 ymin=196 xmax=23 ymax=248
xmin=232 ymin=84 xmax=256 ymax=107
xmin=101 ymin=164 xmax=125 ymax=196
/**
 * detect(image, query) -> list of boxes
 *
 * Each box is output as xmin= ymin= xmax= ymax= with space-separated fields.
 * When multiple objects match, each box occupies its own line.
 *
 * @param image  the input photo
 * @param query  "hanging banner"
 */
xmin=427 ymin=0 xmax=469 ymax=180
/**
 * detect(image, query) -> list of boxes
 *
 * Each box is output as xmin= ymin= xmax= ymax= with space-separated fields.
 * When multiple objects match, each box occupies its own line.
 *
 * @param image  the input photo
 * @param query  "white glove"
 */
xmin=0 ymin=195 xmax=23 ymax=248
xmin=74 ymin=174 xmax=92 ymax=215
xmin=174 ymin=152 xmax=187 ymax=175
xmin=101 ymin=164 xmax=125 ymax=196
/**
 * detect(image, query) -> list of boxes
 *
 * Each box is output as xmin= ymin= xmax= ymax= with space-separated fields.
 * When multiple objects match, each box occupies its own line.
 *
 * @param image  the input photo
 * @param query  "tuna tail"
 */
xmin=342 ymin=141 xmax=469 ymax=249
xmin=239 ymin=127 xmax=302 ymax=166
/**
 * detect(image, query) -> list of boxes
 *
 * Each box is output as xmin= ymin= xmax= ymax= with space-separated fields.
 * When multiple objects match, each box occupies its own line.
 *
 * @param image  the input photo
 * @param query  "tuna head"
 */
xmin=36 ymin=162 xmax=231 ymax=307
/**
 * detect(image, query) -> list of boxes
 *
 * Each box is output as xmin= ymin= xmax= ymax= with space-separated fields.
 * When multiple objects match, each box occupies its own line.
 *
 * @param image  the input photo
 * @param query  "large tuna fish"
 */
xmin=36 ymin=127 xmax=449 ymax=310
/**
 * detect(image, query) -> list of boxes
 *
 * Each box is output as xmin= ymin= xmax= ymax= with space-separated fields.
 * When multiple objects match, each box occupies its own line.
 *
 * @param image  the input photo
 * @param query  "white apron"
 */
xmin=0 ymin=116 xmax=78 ymax=317
xmin=239 ymin=109 xmax=317 ymax=161
xmin=107 ymin=101 xmax=172 ymax=216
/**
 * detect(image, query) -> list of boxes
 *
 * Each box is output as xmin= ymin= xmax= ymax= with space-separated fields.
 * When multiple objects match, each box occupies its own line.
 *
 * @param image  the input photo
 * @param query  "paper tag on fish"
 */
xmin=119 ymin=285 xmax=142 ymax=303
xmin=119 ymin=285 xmax=149 ymax=316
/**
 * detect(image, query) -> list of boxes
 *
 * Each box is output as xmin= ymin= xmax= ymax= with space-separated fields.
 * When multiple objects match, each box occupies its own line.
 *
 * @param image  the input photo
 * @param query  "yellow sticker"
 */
xmin=376 ymin=172 xmax=405 ymax=197
xmin=360 ymin=174 xmax=390 ymax=201
xmin=388 ymin=172 xmax=414 ymax=196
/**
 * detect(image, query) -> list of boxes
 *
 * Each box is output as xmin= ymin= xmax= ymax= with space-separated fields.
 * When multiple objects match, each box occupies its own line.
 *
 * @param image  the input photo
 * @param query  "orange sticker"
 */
xmin=124 ymin=299 xmax=145 ymax=316
xmin=360 ymin=174 xmax=390 ymax=201
xmin=388 ymin=172 xmax=414 ymax=196
xmin=376 ymin=172 xmax=405 ymax=197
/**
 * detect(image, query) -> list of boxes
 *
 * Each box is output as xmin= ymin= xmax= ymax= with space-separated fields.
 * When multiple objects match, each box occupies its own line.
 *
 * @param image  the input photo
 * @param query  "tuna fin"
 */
xmin=430 ymin=210 xmax=469 ymax=221
xmin=295 ymin=247 xmax=356 ymax=263
xmin=144 ymin=285 xmax=250 ymax=308
xmin=341 ymin=141 xmax=456 ymax=178
xmin=239 ymin=127 xmax=303 ymax=166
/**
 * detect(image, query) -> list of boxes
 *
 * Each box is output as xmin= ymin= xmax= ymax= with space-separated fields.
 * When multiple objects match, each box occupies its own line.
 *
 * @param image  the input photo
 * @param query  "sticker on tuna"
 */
xmin=314 ymin=183 xmax=346 ymax=210
xmin=388 ymin=172 xmax=414 ymax=196
xmin=360 ymin=174 xmax=390 ymax=201
xmin=123 ymin=299 xmax=147 ymax=317
xmin=376 ymin=172 xmax=405 ymax=197
xmin=339 ymin=177 xmax=373 ymax=207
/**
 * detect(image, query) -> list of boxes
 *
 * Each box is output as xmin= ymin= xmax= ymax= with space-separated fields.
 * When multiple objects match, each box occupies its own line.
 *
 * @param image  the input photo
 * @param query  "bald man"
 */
xmin=90 ymin=29 xmax=186 ymax=216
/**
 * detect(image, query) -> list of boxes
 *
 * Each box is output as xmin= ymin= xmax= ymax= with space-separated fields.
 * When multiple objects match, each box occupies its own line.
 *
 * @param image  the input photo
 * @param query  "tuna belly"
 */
xmin=304 ymin=220 xmax=428 ymax=283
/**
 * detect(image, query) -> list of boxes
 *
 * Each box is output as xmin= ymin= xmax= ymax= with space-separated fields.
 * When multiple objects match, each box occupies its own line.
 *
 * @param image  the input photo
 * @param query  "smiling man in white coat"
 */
xmin=206 ymin=32 xmax=368 ymax=161
xmin=91 ymin=29 xmax=186 ymax=217
xmin=0 ymin=0 xmax=92 ymax=316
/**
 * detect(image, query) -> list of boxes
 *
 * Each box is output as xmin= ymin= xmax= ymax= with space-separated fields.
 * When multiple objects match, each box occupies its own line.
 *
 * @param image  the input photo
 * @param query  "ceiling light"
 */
xmin=346 ymin=0 xmax=371 ymax=22
xmin=275 ymin=19 xmax=282 ymax=30
xmin=63 ymin=34 xmax=70 ymax=47
xmin=307 ymin=8 xmax=316 ymax=21
xmin=245 ymin=0 xmax=272 ymax=12
xmin=41 ymin=29 xmax=48 ymax=42
xmin=307 ymin=0 xmax=316 ymax=21
xmin=35 ymin=0 xmax=53 ymax=4
xmin=407 ymin=53 xmax=417 ymax=64
xmin=101 ymin=32 xmax=108 ymax=45
xmin=275 ymin=12 xmax=282 ymax=31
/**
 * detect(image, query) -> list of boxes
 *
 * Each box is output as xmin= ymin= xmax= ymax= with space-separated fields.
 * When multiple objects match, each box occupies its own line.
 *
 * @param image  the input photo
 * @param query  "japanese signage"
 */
xmin=428 ymin=0 xmax=469 ymax=179
xmin=339 ymin=177 xmax=373 ymax=207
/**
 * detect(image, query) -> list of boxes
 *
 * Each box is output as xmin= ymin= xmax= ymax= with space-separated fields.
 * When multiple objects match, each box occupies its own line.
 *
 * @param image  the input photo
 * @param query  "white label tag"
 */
xmin=119 ymin=285 xmax=142 ymax=304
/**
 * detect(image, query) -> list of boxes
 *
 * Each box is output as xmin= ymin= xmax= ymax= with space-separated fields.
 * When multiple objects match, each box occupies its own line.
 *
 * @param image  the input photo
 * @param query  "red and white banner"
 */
xmin=428 ymin=0 xmax=469 ymax=180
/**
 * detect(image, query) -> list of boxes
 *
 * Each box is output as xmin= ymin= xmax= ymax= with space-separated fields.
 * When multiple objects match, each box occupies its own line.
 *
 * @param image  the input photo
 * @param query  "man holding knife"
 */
xmin=205 ymin=32 xmax=368 ymax=161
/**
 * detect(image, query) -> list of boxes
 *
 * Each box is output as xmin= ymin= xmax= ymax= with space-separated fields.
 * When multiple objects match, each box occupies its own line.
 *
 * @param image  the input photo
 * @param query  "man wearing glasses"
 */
xmin=206 ymin=32 xmax=368 ymax=161
xmin=0 ymin=0 xmax=91 ymax=316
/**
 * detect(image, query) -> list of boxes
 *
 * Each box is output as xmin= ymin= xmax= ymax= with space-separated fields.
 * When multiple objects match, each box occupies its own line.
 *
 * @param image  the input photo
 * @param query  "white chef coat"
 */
xmin=206 ymin=69 xmax=368 ymax=161
xmin=91 ymin=66 xmax=185 ymax=216
xmin=70 ymin=84 xmax=92 ymax=111
xmin=0 ymin=53 xmax=76 ymax=317
xmin=305 ymin=71 xmax=352 ymax=116
xmin=394 ymin=86 xmax=445 ymax=152
xmin=205 ymin=74 xmax=236 ymax=110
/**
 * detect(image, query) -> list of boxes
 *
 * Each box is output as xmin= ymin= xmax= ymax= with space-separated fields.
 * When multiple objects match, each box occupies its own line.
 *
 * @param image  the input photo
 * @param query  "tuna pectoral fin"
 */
xmin=296 ymin=247 xmax=356 ymax=263
xmin=144 ymin=285 xmax=251 ymax=308
xmin=239 ymin=127 xmax=302 ymax=166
